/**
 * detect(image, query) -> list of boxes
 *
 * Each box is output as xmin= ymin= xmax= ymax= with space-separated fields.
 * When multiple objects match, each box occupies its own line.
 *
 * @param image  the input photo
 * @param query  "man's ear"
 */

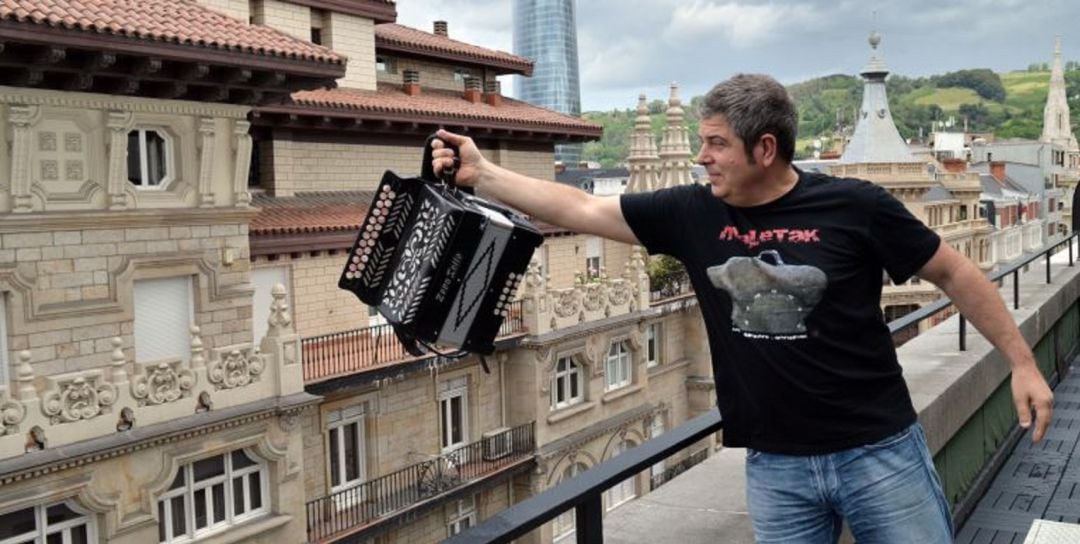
xmin=757 ymin=134 xmax=778 ymax=167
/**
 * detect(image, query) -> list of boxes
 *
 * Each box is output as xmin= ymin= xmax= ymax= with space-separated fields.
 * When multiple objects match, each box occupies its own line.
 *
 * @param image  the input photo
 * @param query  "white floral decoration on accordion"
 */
xmin=382 ymin=199 xmax=453 ymax=324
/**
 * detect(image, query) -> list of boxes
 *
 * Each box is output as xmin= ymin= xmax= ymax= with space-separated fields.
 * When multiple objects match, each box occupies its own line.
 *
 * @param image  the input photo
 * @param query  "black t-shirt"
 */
xmin=621 ymin=169 xmax=941 ymax=454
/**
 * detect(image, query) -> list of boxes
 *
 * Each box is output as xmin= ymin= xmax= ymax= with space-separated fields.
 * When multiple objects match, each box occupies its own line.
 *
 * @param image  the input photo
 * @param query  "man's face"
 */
xmin=696 ymin=115 xmax=763 ymax=201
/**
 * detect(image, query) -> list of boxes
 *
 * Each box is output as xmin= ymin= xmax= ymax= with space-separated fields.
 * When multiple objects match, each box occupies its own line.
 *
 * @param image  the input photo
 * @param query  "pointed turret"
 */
xmin=1041 ymin=36 xmax=1079 ymax=150
xmin=657 ymin=83 xmax=695 ymax=188
xmin=839 ymin=31 xmax=917 ymax=164
xmin=626 ymin=94 xmax=660 ymax=193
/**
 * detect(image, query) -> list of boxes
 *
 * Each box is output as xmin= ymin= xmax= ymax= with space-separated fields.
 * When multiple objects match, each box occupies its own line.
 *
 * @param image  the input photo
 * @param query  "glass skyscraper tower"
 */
xmin=513 ymin=0 xmax=583 ymax=164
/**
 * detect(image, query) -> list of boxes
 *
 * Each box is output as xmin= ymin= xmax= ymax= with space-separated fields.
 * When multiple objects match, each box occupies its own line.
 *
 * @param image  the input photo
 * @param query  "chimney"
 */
xmin=990 ymin=160 xmax=1006 ymax=181
xmin=942 ymin=158 xmax=967 ymax=173
xmin=403 ymin=70 xmax=420 ymax=96
xmin=554 ymin=161 xmax=566 ymax=175
xmin=463 ymin=77 xmax=482 ymax=103
xmin=433 ymin=20 xmax=448 ymax=36
xmin=483 ymin=80 xmax=502 ymax=107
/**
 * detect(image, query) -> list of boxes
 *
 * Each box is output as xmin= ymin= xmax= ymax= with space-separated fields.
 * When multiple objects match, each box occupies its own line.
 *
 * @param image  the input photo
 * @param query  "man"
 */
xmin=431 ymin=74 xmax=1053 ymax=543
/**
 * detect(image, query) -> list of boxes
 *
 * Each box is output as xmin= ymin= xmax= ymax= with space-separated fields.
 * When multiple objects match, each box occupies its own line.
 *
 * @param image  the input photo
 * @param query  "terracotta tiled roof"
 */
xmin=376 ymin=23 xmax=532 ymax=75
xmin=250 ymin=191 xmax=373 ymax=235
xmin=288 ymin=83 xmax=601 ymax=137
xmin=0 ymin=0 xmax=343 ymax=65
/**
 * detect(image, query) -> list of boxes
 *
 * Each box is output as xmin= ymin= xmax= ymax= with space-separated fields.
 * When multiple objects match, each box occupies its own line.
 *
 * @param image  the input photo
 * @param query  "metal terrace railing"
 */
xmin=300 ymin=300 xmax=525 ymax=382
xmin=446 ymin=233 xmax=1080 ymax=544
xmin=305 ymin=421 xmax=535 ymax=543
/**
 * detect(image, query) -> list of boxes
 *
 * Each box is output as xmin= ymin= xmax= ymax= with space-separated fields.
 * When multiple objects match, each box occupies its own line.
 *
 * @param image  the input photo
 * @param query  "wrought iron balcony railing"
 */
xmin=301 ymin=300 xmax=525 ymax=383
xmin=306 ymin=421 xmax=535 ymax=543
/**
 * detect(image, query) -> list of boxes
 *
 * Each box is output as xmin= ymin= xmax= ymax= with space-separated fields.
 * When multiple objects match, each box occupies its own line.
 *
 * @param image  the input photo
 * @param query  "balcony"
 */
xmin=447 ymin=236 xmax=1080 ymax=544
xmin=301 ymin=301 xmax=526 ymax=384
xmin=305 ymin=421 xmax=536 ymax=543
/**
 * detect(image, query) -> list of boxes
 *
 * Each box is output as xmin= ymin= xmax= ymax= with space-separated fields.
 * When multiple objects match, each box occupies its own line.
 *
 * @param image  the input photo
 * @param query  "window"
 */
xmin=650 ymin=414 xmax=666 ymax=477
xmin=646 ymin=323 xmax=660 ymax=368
xmin=585 ymin=237 xmax=602 ymax=279
xmin=327 ymin=405 xmax=366 ymax=493
xmin=310 ymin=27 xmax=322 ymax=44
xmin=453 ymin=68 xmax=472 ymax=83
xmin=134 ymin=277 xmax=193 ymax=363
xmin=605 ymin=440 xmax=637 ymax=510
xmin=553 ymin=463 xmax=587 ymax=542
xmin=0 ymin=501 xmax=96 ymax=544
xmin=439 ymin=377 xmax=468 ymax=451
xmin=157 ymin=449 xmax=267 ymax=543
xmin=550 ymin=357 xmax=583 ymax=410
xmin=605 ymin=341 xmax=631 ymax=390
xmin=127 ymin=128 xmax=173 ymax=188
xmin=446 ymin=496 xmax=476 ymax=537
xmin=250 ymin=267 xmax=290 ymax=344
xmin=376 ymin=56 xmax=395 ymax=74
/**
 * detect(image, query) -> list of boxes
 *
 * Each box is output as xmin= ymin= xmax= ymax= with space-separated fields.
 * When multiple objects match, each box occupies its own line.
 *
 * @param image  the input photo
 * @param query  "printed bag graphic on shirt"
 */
xmin=707 ymin=250 xmax=826 ymax=338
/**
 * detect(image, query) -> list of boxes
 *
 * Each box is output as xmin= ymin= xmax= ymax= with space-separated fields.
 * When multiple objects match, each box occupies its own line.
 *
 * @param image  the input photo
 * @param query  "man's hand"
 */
xmin=431 ymin=129 xmax=487 ymax=189
xmin=1012 ymin=364 xmax=1054 ymax=442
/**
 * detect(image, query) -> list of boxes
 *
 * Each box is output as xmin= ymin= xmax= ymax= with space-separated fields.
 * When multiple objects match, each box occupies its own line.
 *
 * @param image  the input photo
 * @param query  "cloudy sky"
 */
xmin=396 ymin=0 xmax=1080 ymax=112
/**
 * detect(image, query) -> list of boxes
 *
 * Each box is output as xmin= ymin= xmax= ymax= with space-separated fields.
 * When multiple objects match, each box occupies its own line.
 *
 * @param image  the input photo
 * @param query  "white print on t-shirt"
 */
xmin=707 ymin=250 xmax=826 ymax=339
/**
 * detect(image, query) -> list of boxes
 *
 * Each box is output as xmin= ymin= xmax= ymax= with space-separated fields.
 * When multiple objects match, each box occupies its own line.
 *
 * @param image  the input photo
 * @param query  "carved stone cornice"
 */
xmin=0 ymin=207 xmax=259 ymax=231
xmin=0 ymin=86 xmax=248 ymax=119
xmin=538 ymin=403 xmax=654 ymax=460
xmin=0 ymin=392 xmax=319 ymax=486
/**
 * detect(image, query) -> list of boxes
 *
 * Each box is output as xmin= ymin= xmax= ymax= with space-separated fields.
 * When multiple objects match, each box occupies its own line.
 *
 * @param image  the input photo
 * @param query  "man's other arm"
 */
xmin=917 ymin=243 xmax=1054 ymax=442
xmin=431 ymin=130 xmax=639 ymax=245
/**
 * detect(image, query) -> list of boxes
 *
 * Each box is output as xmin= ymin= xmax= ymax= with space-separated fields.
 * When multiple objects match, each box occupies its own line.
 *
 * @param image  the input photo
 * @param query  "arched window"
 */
xmin=158 ymin=449 xmax=268 ymax=542
xmin=553 ymin=462 xmax=588 ymax=542
xmin=0 ymin=501 xmax=96 ymax=543
xmin=551 ymin=357 xmax=584 ymax=410
xmin=605 ymin=439 xmax=637 ymax=510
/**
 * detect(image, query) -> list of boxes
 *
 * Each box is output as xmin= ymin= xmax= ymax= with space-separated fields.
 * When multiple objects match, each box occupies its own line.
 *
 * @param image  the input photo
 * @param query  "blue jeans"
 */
xmin=745 ymin=423 xmax=953 ymax=543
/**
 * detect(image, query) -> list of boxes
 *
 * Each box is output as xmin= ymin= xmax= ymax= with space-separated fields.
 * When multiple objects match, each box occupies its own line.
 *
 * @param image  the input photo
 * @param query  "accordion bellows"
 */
xmin=339 ymin=169 xmax=543 ymax=355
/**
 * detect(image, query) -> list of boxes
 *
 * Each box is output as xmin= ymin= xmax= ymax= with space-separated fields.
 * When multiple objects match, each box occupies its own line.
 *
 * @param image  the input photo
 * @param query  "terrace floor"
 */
xmin=603 ymin=361 xmax=1080 ymax=544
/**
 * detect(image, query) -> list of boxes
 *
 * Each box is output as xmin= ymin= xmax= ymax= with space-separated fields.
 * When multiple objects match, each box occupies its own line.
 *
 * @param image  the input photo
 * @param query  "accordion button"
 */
xmin=372 ymin=209 xmax=380 ymax=217
xmin=345 ymin=272 xmax=354 ymax=279
xmin=377 ymin=216 xmax=386 ymax=224
xmin=388 ymin=191 xmax=396 ymax=198
xmin=352 ymin=256 xmax=360 ymax=264
xmin=360 ymin=255 xmax=369 ymax=262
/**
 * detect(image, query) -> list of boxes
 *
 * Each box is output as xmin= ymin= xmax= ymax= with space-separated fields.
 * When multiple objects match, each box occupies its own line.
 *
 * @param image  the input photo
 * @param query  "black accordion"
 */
xmin=339 ymin=135 xmax=543 ymax=355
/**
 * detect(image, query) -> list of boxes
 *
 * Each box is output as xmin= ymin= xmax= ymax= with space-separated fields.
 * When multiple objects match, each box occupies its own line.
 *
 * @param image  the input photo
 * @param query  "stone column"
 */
xmin=8 ymin=105 xmax=41 ymax=213
xmin=106 ymin=111 xmax=133 ymax=210
xmin=197 ymin=117 xmax=216 ymax=208
xmin=232 ymin=120 xmax=252 ymax=207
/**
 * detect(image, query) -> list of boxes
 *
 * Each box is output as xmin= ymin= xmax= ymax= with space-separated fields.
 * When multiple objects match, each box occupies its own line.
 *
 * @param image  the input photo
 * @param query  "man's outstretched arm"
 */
xmin=430 ymin=130 xmax=640 ymax=245
xmin=917 ymin=243 xmax=1054 ymax=442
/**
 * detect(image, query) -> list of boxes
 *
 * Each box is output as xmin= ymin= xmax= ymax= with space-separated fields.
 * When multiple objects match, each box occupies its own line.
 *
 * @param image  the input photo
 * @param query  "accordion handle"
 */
xmin=421 ymin=133 xmax=475 ymax=195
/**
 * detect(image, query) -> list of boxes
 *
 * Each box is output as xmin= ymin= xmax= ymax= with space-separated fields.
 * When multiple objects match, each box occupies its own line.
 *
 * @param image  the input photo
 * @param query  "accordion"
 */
xmin=339 ymin=135 xmax=543 ymax=355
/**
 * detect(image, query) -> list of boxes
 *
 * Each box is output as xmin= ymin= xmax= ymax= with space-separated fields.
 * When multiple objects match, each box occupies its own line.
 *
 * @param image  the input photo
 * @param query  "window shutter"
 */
xmin=134 ymin=277 xmax=193 ymax=362
xmin=250 ymin=267 xmax=289 ymax=344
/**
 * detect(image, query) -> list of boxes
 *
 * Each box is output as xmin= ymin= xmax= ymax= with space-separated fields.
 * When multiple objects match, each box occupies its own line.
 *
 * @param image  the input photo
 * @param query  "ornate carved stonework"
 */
xmin=41 ymin=373 xmax=117 ymax=424
xmin=582 ymin=283 xmax=604 ymax=312
xmin=207 ymin=348 xmax=265 ymax=390
xmin=131 ymin=361 xmax=196 ymax=406
xmin=0 ymin=394 xmax=26 ymax=436
xmin=552 ymin=289 xmax=579 ymax=318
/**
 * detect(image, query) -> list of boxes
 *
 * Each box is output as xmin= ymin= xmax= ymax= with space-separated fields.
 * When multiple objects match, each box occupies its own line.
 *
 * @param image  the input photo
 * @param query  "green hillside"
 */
xmin=581 ymin=67 xmax=1080 ymax=165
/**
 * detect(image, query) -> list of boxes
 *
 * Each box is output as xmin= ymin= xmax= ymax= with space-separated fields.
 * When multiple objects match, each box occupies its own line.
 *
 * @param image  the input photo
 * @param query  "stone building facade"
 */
xmin=0 ymin=1 xmax=345 ymax=542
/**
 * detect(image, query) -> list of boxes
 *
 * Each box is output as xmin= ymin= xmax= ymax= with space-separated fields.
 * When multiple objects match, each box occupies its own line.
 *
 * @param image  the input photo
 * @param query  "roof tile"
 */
xmin=376 ymin=23 xmax=531 ymax=75
xmin=0 ymin=0 xmax=343 ymax=64
xmin=251 ymin=191 xmax=373 ymax=235
xmin=290 ymin=83 xmax=601 ymax=136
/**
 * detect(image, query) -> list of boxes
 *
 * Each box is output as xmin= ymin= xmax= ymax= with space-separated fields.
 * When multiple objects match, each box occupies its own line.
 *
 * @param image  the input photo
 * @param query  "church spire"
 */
xmin=626 ymin=93 xmax=660 ymax=193
xmin=657 ymin=82 xmax=695 ymax=188
xmin=1041 ymin=36 xmax=1079 ymax=150
xmin=839 ymin=30 xmax=917 ymax=164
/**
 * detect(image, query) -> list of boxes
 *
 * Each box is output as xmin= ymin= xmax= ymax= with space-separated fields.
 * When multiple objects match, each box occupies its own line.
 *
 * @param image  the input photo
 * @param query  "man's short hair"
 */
xmin=698 ymin=74 xmax=798 ymax=164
